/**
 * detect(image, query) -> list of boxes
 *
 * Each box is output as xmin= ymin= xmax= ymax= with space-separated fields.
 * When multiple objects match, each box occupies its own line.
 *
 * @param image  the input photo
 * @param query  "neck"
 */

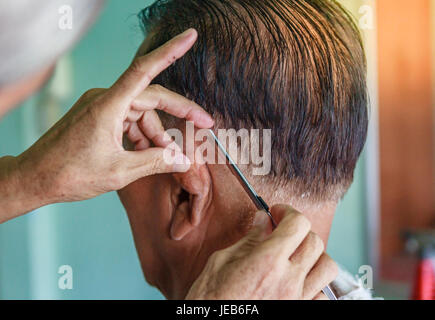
xmin=162 ymin=200 xmax=337 ymax=300
xmin=291 ymin=201 xmax=337 ymax=245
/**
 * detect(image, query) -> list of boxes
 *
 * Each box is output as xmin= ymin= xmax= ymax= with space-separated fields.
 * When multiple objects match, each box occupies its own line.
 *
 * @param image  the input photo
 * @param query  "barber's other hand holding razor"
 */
xmin=0 ymin=29 xmax=213 ymax=223
xmin=186 ymin=204 xmax=338 ymax=300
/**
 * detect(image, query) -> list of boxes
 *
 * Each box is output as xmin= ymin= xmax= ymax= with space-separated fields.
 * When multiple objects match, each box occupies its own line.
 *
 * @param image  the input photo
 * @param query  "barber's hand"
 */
xmin=186 ymin=204 xmax=338 ymax=300
xmin=12 ymin=29 xmax=212 ymax=208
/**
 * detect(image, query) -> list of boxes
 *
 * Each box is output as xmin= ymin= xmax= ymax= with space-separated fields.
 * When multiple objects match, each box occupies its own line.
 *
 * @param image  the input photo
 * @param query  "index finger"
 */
xmin=132 ymin=85 xmax=214 ymax=129
xmin=255 ymin=204 xmax=311 ymax=260
xmin=110 ymin=28 xmax=198 ymax=105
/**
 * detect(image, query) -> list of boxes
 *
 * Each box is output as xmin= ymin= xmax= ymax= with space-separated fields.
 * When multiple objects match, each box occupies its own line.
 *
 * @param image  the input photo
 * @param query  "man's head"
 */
xmin=118 ymin=0 xmax=367 ymax=299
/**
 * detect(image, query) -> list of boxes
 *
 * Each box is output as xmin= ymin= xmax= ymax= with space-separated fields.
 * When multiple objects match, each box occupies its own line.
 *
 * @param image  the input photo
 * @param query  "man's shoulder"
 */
xmin=331 ymin=266 xmax=380 ymax=300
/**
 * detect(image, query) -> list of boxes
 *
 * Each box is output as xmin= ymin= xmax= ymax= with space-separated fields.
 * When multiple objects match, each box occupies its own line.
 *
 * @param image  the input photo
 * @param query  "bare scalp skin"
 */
xmin=186 ymin=204 xmax=338 ymax=300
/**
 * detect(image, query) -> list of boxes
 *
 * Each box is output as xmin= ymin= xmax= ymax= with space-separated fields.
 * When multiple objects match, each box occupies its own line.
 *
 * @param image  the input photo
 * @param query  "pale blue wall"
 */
xmin=0 ymin=0 xmax=163 ymax=300
xmin=328 ymin=158 xmax=369 ymax=274
xmin=0 ymin=0 xmax=369 ymax=299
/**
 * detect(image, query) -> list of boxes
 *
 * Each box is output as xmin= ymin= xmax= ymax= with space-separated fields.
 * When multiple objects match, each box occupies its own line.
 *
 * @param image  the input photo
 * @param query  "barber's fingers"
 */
xmin=119 ymin=148 xmax=191 ymax=184
xmin=313 ymin=292 xmax=329 ymax=300
xmin=302 ymin=253 xmax=338 ymax=300
xmin=138 ymin=110 xmax=172 ymax=149
xmin=125 ymin=83 xmax=216 ymax=151
xmin=222 ymin=212 xmax=271 ymax=260
xmin=110 ymin=28 xmax=198 ymax=105
xmin=124 ymin=122 xmax=151 ymax=151
xmin=131 ymin=84 xmax=214 ymax=129
xmin=125 ymin=109 xmax=181 ymax=152
xmin=289 ymin=232 xmax=325 ymax=276
xmin=255 ymin=204 xmax=311 ymax=260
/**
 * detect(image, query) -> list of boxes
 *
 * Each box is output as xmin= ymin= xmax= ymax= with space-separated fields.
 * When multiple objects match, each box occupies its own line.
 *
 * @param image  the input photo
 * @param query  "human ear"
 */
xmin=170 ymin=162 xmax=212 ymax=241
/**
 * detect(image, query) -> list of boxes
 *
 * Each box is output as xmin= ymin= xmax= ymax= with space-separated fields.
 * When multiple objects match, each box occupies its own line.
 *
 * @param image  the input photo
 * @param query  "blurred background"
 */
xmin=0 ymin=0 xmax=434 ymax=299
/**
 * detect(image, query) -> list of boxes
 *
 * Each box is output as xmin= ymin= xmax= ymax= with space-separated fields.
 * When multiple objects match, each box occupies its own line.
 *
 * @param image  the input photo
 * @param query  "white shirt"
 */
xmin=331 ymin=267 xmax=379 ymax=300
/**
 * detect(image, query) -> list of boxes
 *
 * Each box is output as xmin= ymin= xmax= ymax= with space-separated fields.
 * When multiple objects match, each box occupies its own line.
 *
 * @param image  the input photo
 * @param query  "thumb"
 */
xmin=223 ymin=212 xmax=270 ymax=259
xmin=122 ymin=148 xmax=191 ymax=183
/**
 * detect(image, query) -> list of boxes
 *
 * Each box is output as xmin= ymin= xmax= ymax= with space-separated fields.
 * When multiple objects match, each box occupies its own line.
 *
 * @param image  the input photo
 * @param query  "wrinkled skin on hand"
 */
xmin=0 ymin=29 xmax=214 ymax=222
xmin=186 ymin=205 xmax=338 ymax=300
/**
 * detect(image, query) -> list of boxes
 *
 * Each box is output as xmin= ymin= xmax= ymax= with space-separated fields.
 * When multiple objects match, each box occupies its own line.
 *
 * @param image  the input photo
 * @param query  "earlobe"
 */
xmin=170 ymin=164 xmax=212 ymax=241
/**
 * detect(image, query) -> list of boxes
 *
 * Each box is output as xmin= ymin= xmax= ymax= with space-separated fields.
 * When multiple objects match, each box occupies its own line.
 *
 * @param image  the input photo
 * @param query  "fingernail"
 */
xmin=172 ymin=153 xmax=191 ymax=172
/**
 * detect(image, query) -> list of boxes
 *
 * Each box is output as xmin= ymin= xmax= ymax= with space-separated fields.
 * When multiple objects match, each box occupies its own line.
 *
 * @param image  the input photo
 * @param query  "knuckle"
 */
xmin=211 ymin=248 xmax=224 ymax=258
xmin=129 ymin=57 xmax=145 ymax=74
xmin=146 ymin=154 xmax=165 ymax=174
xmin=148 ymin=84 xmax=164 ymax=93
xmin=289 ymin=212 xmax=311 ymax=231
xmin=81 ymin=88 xmax=103 ymax=101
xmin=209 ymin=249 xmax=226 ymax=265
xmin=207 ymin=251 xmax=218 ymax=263
xmin=327 ymin=259 xmax=339 ymax=278
xmin=309 ymin=233 xmax=325 ymax=253
xmin=322 ymin=255 xmax=339 ymax=278
xmin=109 ymin=176 xmax=122 ymax=189
xmin=108 ymin=166 xmax=125 ymax=189
xmin=129 ymin=58 xmax=151 ymax=82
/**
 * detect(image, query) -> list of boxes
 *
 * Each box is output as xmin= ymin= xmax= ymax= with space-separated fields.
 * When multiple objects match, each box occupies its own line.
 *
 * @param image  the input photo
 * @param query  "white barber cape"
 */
xmin=331 ymin=267 xmax=379 ymax=300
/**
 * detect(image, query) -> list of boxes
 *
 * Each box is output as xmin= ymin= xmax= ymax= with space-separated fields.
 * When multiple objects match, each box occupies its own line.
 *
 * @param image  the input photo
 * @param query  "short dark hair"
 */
xmin=139 ymin=0 xmax=368 ymax=201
